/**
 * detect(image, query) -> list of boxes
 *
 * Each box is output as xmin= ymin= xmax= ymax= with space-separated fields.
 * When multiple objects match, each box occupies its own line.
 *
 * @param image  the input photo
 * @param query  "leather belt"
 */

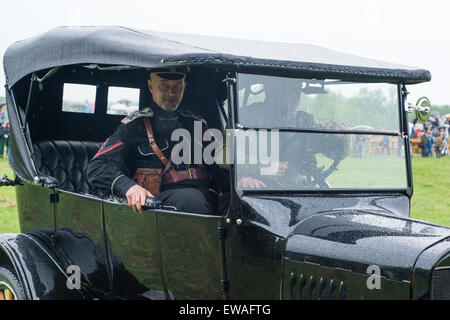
xmin=135 ymin=168 xmax=209 ymax=185
xmin=162 ymin=168 xmax=209 ymax=185
xmin=135 ymin=168 xmax=163 ymax=175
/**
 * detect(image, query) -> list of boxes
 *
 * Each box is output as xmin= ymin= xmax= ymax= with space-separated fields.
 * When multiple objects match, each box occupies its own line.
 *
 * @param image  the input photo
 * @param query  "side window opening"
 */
xmin=107 ymin=86 xmax=140 ymax=115
xmin=62 ymin=83 xmax=96 ymax=114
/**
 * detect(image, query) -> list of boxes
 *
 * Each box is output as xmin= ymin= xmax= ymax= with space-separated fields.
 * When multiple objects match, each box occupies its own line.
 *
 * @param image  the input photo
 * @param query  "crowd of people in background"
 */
xmin=410 ymin=113 xmax=449 ymax=158
xmin=0 ymin=102 xmax=10 ymax=158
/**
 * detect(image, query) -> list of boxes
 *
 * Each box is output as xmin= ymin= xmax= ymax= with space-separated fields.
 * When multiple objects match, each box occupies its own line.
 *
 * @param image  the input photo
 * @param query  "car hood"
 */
xmin=284 ymin=210 xmax=450 ymax=281
xmin=240 ymin=194 xmax=450 ymax=281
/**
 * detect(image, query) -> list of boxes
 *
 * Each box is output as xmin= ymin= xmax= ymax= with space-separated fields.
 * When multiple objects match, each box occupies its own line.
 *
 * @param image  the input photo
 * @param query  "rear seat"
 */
xmin=33 ymin=140 xmax=103 ymax=194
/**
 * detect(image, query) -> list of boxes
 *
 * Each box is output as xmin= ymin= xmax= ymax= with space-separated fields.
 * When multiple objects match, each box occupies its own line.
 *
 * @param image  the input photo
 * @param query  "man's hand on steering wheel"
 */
xmin=237 ymin=176 xmax=267 ymax=189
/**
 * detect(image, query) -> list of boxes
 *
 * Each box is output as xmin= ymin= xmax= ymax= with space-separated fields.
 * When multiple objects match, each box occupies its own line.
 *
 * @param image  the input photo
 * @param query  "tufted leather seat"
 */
xmin=33 ymin=140 xmax=103 ymax=194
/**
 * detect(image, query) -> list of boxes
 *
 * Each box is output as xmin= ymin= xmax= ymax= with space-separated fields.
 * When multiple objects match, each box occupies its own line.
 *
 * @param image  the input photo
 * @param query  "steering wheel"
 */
xmin=276 ymin=134 xmax=337 ymax=189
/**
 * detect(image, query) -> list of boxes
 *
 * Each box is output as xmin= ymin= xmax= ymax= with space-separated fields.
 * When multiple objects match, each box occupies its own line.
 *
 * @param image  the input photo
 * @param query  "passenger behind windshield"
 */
xmin=236 ymin=76 xmax=350 ymax=190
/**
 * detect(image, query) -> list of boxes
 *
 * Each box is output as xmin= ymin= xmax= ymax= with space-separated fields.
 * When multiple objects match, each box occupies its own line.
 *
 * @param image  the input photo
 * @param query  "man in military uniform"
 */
xmin=236 ymin=77 xmax=350 ymax=190
xmin=87 ymin=67 xmax=225 ymax=214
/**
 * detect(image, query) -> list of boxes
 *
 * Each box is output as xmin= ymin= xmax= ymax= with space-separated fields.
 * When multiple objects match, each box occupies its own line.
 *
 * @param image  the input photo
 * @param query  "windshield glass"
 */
xmin=234 ymin=73 xmax=407 ymax=191
xmin=237 ymin=73 xmax=399 ymax=132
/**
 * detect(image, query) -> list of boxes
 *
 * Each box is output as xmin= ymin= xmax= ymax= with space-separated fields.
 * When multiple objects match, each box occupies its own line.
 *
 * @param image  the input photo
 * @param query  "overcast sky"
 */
xmin=1 ymin=0 xmax=449 ymax=105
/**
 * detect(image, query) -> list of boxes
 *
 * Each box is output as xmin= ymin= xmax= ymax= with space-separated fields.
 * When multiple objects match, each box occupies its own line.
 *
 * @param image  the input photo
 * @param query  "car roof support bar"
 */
xmin=24 ymin=67 xmax=61 ymax=126
xmin=23 ymin=73 xmax=37 ymax=131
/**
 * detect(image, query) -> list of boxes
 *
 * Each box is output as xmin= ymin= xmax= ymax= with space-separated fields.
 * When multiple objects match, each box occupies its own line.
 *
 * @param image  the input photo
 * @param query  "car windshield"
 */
xmin=234 ymin=73 xmax=407 ymax=191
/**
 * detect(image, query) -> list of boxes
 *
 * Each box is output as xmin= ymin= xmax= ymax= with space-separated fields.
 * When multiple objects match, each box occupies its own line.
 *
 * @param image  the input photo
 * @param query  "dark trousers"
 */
xmin=421 ymin=147 xmax=428 ymax=157
xmin=155 ymin=187 xmax=230 ymax=215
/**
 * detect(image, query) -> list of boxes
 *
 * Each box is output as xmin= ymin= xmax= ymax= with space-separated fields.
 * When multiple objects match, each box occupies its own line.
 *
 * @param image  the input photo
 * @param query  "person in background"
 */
xmin=427 ymin=130 xmax=435 ymax=158
xmin=441 ymin=134 xmax=449 ymax=157
xmin=3 ymin=121 xmax=10 ymax=156
xmin=410 ymin=125 xmax=416 ymax=139
xmin=435 ymin=133 xmax=443 ymax=158
xmin=423 ymin=120 xmax=431 ymax=133
xmin=380 ymin=136 xmax=390 ymax=156
xmin=431 ymin=115 xmax=440 ymax=130
xmin=420 ymin=132 xmax=429 ymax=157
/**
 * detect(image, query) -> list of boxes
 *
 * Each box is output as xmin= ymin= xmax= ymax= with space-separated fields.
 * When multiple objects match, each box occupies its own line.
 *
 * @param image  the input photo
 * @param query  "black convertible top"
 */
xmin=3 ymin=26 xmax=430 ymax=86
xmin=2 ymin=26 xmax=431 ymax=187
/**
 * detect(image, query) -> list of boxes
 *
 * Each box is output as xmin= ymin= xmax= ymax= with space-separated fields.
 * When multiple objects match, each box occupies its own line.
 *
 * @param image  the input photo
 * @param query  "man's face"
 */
xmin=148 ymin=74 xmax=186 ymax=111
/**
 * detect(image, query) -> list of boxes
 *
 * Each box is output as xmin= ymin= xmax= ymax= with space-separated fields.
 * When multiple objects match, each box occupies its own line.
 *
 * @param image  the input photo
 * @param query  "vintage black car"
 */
xmin=0 ymin=26 xmax=449 ymax=300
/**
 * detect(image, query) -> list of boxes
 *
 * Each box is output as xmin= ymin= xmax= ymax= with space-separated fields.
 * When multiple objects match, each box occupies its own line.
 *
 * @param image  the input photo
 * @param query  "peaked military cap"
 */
xmin=147 ymin=66 xmax=190 ymax=80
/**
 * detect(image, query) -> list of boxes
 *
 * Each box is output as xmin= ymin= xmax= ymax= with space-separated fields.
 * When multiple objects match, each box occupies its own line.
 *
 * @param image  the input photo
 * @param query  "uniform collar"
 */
xmin=152 ymin=102 xmax=180 ymax=119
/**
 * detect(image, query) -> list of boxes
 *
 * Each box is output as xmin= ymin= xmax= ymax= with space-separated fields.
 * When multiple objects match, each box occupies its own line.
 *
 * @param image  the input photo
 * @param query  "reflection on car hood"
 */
xmin=241 ymin=193 xmax=412 ymax=237
xmin=241 ymin=194 xmax=450 ymax=281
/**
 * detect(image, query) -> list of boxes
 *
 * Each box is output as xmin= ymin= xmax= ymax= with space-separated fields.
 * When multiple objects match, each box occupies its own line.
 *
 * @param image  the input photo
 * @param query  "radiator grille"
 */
xmin=289 ymin=273 xmax=346 ymax=300
xmin=432 ymin=268 xmax=450 ymax=300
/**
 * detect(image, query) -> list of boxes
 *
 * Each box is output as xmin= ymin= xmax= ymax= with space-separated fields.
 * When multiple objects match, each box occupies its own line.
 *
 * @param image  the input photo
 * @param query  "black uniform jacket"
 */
xmin=87 ymin=103 xmax=226 ymax=199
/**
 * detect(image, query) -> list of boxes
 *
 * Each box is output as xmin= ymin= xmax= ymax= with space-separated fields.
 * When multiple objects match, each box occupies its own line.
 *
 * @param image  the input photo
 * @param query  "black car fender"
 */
xmin=411 ymin=237 xmax=450 ymax=299
xmin=0 ymin=232 xmax=84 ymax=299
xmin=282 ymin=210 xmax=450 ymax=299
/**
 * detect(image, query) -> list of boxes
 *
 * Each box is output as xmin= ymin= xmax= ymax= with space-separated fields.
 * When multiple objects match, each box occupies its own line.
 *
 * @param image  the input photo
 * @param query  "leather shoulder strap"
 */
xmin=143 ymin=118 xmax=179 ymax=182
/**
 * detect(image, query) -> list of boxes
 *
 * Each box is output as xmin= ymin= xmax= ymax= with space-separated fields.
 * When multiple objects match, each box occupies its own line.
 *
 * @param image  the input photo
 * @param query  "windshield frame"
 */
xmin=227 ymin=72 xmax=412 ymax=195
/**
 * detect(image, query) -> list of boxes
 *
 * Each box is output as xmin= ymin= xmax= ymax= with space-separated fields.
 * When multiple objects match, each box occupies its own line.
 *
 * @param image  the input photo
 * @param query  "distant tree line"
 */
xmin=300 ymin=87 xmax=399 ymax=130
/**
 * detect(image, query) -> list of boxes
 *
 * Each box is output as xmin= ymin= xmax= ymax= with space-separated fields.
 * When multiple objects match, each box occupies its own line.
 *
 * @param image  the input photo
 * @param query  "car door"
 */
xmin=102 ymin=199 xmax=165 ymax=298
xmin=54 ymin=190 xmax=111 ymax=294
xmin=156 ymin=210 xmax=225 ymax=299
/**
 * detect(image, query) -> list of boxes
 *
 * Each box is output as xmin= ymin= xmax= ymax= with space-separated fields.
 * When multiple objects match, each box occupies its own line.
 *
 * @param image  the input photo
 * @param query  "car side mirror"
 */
xmin=406 ymin=96 xmax=431 ymax=123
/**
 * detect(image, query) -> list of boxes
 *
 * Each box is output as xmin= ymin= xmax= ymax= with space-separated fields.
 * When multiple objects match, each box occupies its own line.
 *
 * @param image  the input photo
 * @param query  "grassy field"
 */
xmin=0 ymin=155 xmax=448 ymax=234
xmin=0 ymin=157 xmax=19 ymax=233
xmin=410 ymin=155 xmax=450 ymax=226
